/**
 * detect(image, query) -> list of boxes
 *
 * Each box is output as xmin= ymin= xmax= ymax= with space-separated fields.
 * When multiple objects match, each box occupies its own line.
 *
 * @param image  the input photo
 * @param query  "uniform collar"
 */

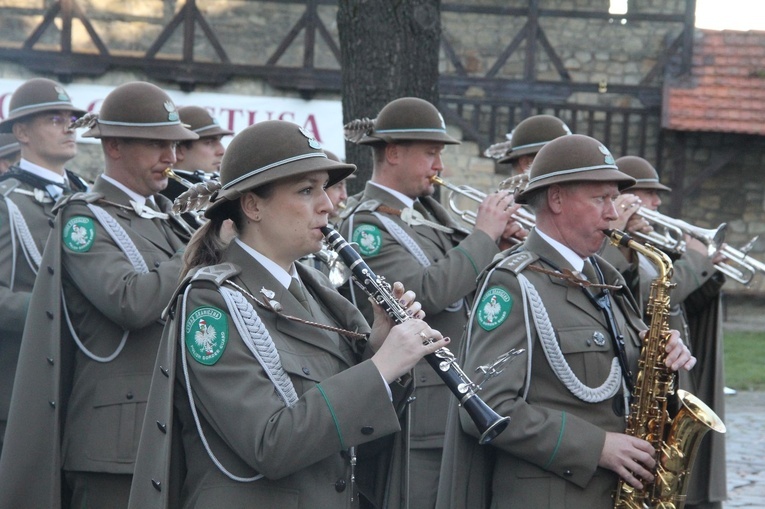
xmin=368 ymin=180 xmax=415 ymax=209
xmin=234 ymin=237 xmax=299 ymax=290
xmin=534 ymin=227 xmax=586 ymax=272
xmin=100 ymin=174 xmax=155 ymax=207
xmin=17 ymin=158 xmax=66 ymax=185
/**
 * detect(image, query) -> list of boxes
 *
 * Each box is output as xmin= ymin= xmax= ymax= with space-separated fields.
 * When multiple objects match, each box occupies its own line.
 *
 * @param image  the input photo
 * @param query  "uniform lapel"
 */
xmin=526 ymin=231 xmax=605 ymax=324
xmin=93 ymin=178 xmax=176 ymax=256
xmin=225 ymin=243 xmax=351 ymax=364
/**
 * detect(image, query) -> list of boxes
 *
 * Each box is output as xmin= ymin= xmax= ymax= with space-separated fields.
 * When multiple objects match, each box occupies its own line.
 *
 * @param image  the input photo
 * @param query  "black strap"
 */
xmin=537 ymin=255 xmax=635 ymax=393
xmin=582 ymin=258 xmax=635 ymax=394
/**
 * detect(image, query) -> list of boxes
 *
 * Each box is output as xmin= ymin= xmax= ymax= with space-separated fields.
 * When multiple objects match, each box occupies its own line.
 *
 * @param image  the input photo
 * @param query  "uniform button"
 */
xmin=48 ymin=218 xmax=55 ymax=228
xmin=702 ymin=271 xmax=709 ymax=277
xmin=46 ymin=311 xmax=54 ymax=320
xmin=47 ymin=266 xmax=54 ymax=275
xmin=126 ymin=392 xmax=134 ymax=400
xmin=361 ymin=426 xmax=374 ymax=435
xmin=335 ymin=479 xmax=346 ymax=492
xmin=586 ymin=340 xmax=592 ymax=346
xmin=564 ymin=469 xmax=573 ymax=477
xmin=302 ymin=367 xmax=311 ymax=375
xmin=154 ymin=261 xmax=161 ymax=268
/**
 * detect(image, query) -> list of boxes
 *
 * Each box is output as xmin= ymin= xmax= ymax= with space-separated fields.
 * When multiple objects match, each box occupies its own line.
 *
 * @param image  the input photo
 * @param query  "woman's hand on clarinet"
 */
xmin=371 ymin=320 xmax=449 ymax=384
xmin=368 ymin=282 xmax=424 ymax=351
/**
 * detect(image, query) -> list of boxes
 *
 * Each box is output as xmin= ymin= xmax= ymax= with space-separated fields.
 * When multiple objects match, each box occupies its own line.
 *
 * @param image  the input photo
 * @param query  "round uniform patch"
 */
xmin=352 ymin=224 xmax=383 ymax=256
xmin=185 ymin=306 xmax=229 ymax=365
xmin=476 ymin=286 xmax=513 ymax=331
xmin=63 ymin=216 xmax=96 ymax=252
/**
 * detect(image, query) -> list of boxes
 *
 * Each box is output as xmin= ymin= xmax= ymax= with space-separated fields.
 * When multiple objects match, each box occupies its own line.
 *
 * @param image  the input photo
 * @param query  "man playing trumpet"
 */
xmin=339 ymin=97 xmax=525 ymax=508
xmin=601 ymin=155 xmax=728 ymax=509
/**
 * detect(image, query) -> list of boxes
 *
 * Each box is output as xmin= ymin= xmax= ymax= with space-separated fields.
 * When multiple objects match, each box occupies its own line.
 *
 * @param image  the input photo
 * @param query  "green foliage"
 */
xmin=724 ymin=330 xmax=765 ymax=391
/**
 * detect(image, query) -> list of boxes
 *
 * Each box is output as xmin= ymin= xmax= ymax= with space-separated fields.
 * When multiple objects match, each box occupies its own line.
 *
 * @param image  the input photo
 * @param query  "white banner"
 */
xmin=0 ymin=78 xmax=345 ymax=157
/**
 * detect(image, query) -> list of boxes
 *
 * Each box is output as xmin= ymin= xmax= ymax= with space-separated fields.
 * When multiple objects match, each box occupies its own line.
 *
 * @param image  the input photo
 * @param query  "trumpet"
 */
xmin=304 ymin=245 xmax=352 ymax=288
xmin=629 ymin=207 xmax=765 ymax=284
xmin=429 ymin=175 xmax=536 ymax=238
xmin=162 ymin=168 xmax=221 ymax=227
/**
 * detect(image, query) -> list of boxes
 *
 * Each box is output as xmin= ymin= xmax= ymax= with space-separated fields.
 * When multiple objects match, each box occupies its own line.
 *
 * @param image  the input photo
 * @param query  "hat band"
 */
xmin=194 ymin=124 xmax=220 ymax=133
xmin=10 ymin=100 xmax=76 ymax=115
xmin=97 ymin=119 xmax=182 ymax=128
xmin=374 ymin=127 xmax=448 ymax=135
xmin=222 ymin=152 xmax=327 ymax=190
xmin=510 ymin=140 xmax=549 ymax=152
xmin=633 ymin=177 xmax=660 ymax=184
xmin=528 ymin=164 xmax=619 ymax=185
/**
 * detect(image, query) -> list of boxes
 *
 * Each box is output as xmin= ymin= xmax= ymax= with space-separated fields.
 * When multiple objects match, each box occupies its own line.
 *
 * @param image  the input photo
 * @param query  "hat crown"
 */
xmin=375 ymin=97 xmax=445 ymax=134
xmin=177 ymin=105 xmax=233 ymax=137
xmin=220 ymin=120 xmax=325 ymax=187
xmin=510 ymin=115 xmax=571 ymax=152
xmin=359 ymin=97 xmax=459 ymax=145
xmin=9 ymin=78 xmax=76 ymax=114
xmin=615 ymin=155 xmax=659 ymax=181
xmin=530 ymin=134 xmax=616 ymax=180
xmin=99 ymin=82 xmax=180 ymax=127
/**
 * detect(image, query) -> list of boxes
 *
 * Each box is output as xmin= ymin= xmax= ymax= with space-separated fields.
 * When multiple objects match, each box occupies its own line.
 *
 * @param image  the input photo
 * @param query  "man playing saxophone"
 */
xmin=437 ymin=134 xmax=695 ymax=509
xmin=602 ymin=155 xmax=728 ymax=509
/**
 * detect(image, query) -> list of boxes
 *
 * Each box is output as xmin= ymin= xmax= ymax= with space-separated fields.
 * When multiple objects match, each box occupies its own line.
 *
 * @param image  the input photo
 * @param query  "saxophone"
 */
xmin=606 ymin=229 xmax=726 ymax=509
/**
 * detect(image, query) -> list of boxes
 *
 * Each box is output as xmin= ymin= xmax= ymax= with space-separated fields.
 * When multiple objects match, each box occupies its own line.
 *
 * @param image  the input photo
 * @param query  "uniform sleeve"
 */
xmin=0 ymin=199 xmax=31 ymax=333
xmin=181 ymin=285 xmax=404 ymax=480
xmin=670 ymin=248 xmax=717 ymax=303
xmin=60 ymin=203 xmax=183 ymax=329
xmin=459 ymin=270 xmax=606 ymax=489
xmin=339 ymin=212 xmax=499 ymax=315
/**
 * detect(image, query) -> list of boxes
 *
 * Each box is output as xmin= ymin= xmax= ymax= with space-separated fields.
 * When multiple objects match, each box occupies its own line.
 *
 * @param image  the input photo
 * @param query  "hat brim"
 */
xmin=0 ymin=104 xmax=86 ymax=133
xmin=205 ymin=157 xmax=356 ymax=220
xmin=515 ymin=169 xmax=636 ymax=204
xmin=623 ymin=181 xmax=672 ymax=192
xmin=82 ymin=123 xmax=199 ymax=141
xmin=497 ymin=144 xmax=541 ymax=164
xmin=357 ymin=131 xmax=460 ymax=146
xmin=194 ymin=125 xmax=234 ymax=137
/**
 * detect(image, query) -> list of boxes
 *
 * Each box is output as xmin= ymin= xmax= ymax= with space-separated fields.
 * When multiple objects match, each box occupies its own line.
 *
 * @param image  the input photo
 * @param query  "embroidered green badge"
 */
xmin=185 ymin=306 xmax=229 ymax=365
xmin=63 ymin=216 xmax=96 ymax=252
xmin=476 ymin=286 xmax=513 ymax=331
xmin=352 ymin=224 xmax=383 ymax=256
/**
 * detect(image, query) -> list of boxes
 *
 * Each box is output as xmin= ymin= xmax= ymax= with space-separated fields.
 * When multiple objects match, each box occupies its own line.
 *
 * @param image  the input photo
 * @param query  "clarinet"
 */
xmin=322 ymin=225 xmax=510 ymax=444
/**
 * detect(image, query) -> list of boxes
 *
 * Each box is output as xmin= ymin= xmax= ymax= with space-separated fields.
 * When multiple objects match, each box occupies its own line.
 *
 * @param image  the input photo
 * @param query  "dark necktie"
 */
xmin=581 ymin=259 xmax=599 ymax=283
xmin=288 ymin=278 xmax=312 ymax=313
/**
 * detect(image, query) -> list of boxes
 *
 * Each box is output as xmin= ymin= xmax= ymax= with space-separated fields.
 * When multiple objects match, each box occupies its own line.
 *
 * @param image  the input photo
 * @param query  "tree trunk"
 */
xmin=337 ymin=0 xmax=442 ymax=194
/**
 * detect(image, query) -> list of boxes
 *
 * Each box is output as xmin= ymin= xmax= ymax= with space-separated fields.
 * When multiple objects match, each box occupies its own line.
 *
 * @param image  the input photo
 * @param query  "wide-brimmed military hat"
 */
xmin=81 ymin=82 xmax=198 ymax=141
xmin=0 ymin=133 xmax=20 ymax=159
xmin=497 ymin=115 xmax=572 ymax=164
xmin=0 ymin=78 xmax=85 ymax=133
xmin=205 ymin=120 xmax=356 ymax=219
xmin=177 ymin=106 xmax=233 ymax=138
xmin=345 ymin=97 xmax=460 ymax=146
xmin=616 ymin=156 xmax=671 ymax=192
xmin=515 ymin=134 xmax=635 ymax=204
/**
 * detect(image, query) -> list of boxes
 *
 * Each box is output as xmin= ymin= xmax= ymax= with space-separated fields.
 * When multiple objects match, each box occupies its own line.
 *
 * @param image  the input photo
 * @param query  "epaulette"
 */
xmin=0 ymin=178 xmax=20 ymax=198
xmin=51 ymin=191 xmax=104 ymax=213
xmin=189 ymin=262 xmax=241 ymax=287
xmin=162 ymin=262 xmax=242 ymax=320
xmin=493 ymin=249 xmax=539 ymax=275
xmin=338 ymin=196 xmax=380 ymax=220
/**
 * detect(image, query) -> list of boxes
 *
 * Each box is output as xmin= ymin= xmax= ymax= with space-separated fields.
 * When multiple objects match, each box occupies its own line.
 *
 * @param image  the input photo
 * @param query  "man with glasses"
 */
xmin=0 ymin=78 xmax=89 ymax=455
xmin=0 ymin=81 xmax=197 ymax=508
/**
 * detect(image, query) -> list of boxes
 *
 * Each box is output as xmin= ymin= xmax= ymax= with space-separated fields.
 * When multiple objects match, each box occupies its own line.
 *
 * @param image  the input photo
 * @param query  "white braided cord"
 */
xmin=63 ymin=204 xmax=148 ymax=363
xmin=88 ymin=204 xmax=149 ymax=273
xmin=179 ymin=284 xmax=265 ymax=483
xmin=4 ymin=196 xmax=42 ymax=284
xmin=219 ymin=286 xmax=299 ymax=406
xmin=518 ymin=273 xmax=622 ymax=403
xmin=374 ymin=212 xmax=464 ymax=312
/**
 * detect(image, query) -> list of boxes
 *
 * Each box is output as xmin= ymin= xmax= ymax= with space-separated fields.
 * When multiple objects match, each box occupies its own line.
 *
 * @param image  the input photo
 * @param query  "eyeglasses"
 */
xmin=45 ymin=114 xmax=79 ymax=129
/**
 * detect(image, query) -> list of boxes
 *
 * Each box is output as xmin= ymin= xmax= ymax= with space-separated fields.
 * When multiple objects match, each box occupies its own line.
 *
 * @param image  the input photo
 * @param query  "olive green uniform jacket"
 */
xmin=338 ymin=182 xmax=500 ymax=450
xmin=437 ymin=230 xmax=645 ymax=509
xmin=600 ymin=242 xmax=727 ymax=504
xmin=0 ymin=168 xmax=88 ymax=450
xmin=0 ymin=176 xmax=190 ymax=509
xmin=128 ymin=241 xmax=412 ymax=509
